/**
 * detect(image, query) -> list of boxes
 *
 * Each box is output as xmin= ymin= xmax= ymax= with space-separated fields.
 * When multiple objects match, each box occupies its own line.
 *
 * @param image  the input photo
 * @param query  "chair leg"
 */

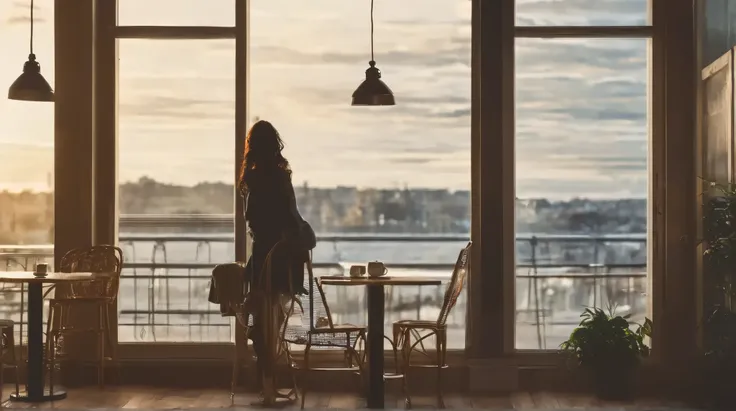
xmin=1 ymin=329 xmax=5 ymax=403
xmin=230 ymin=336 xmax=239 ymax=401
xmin=283 ymin=343 xmax=299 ymax=401
xmin=49 ymin=303 xmax=65 ymax=396
xmin=98 ymin=304 xmax=105 ymax=388
xmin=103 ymin=304 xmax=119 ymax=385
xmin=387 ymin=333 xmax=409 ymax=408
xmin=400 ymin=328 xmax=413 ymax=409
xmin=44 ymin=303 xmax=55 ymax=388
xmin=5 ymin=328 xmax=19 ymax=396
xmin=300 ymin=343 xmax=311 ymax=409
xmin=49 ymin=333 xmax=56 ymax=396
xmin=435 ymin=330 xmax=446 ymax=409
xmin=347 ymin=342 xmax=365 ymax=399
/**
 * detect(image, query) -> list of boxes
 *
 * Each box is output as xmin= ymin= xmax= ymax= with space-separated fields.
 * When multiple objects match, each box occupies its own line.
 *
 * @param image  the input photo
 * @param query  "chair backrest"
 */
xmin=309 ymin=259 xmax=335 ymax=329
xmin=293 ymin=256 xmax=333 ymax=329
xmin=436 ymin=241 xmax=471 ymax=326
xmin=58 ymin=245 xmax=123 ymax=300
xmin=282 ymin=254 xmax=337 ymax=344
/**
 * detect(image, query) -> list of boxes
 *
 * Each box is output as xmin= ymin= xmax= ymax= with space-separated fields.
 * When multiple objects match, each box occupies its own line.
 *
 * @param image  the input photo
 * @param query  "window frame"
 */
xmin=97 ymin=3 xmax=247 ymax=359
xmin=464 ymin=0 xmax=669 ymax=379
xmin=102 ymin=0 xmax=477 ymax=362
xmin=78 ymin=0 xmax=697 ymax=373
xmin=511 ymin=6 xmax=660 ymax=355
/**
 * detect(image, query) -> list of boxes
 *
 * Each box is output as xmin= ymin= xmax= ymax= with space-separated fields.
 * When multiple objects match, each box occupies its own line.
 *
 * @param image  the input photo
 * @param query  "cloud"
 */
xmin=5 ymin=15 xmax=46 ymax=25
xmin=5 ymin=1 xmax=45 ymax=25
xmin=516 ymin=0 xmax=648 ymax=26
xmin=106 ymin=1 xmax=649 ymax=198
xmin=250 ymin=40 xmax=470 ymax=68
xmin=119 ymin=95 xmax=233 ymax=121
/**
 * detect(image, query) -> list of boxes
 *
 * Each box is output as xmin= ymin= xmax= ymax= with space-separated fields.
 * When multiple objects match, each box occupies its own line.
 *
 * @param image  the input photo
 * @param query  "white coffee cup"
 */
xmin=349 ymin=265 xmax=366 ymax=277
xmin=367 ymin=261 xmax=388 ymax=277
xmin=34 ymin=263 xmax=48 ymax=277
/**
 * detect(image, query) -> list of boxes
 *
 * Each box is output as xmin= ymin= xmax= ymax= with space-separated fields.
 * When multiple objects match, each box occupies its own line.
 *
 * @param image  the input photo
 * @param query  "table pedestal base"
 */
xmin=10 ymin=388 xmax=67 ymax=403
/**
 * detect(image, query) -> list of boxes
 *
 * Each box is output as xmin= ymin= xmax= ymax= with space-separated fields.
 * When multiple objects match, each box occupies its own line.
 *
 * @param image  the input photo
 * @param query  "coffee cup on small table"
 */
xmin=367 ymin=261 xmax=388 ymax=277
xmin=349 ymin=265 xmax=366 ymax=277
xmin=34 ymin=263 xmax=48 ymax=277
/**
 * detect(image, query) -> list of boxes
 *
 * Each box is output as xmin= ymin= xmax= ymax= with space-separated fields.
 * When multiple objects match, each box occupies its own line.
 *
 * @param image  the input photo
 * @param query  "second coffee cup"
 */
xmin=349 ymin=265 xmax=366 ymax=277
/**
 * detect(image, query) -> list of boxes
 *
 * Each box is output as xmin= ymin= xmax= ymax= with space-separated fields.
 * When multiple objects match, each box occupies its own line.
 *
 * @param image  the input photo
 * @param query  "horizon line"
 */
xmin=0 ymin=184 xmax=648 ymax=202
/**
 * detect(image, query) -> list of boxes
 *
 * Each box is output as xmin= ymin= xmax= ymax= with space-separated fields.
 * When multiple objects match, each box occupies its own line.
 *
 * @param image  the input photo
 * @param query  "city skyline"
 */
xmin=0 ymin=0 xmax=649 ymax=200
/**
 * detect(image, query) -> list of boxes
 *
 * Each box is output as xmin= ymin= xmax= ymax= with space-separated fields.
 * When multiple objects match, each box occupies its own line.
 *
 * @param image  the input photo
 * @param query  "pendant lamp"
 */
xmin=8 ymin=0 xmax=54 ymax=102
xmin=351 ymin=0 xmax=395 ymax=106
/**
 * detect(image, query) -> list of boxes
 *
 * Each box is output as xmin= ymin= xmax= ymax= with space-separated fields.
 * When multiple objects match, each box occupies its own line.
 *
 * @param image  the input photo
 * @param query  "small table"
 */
xmin=0 ymin=271 xmax=112 ymax=403
xmin=320 ymin=275 xmax=443 ymax=409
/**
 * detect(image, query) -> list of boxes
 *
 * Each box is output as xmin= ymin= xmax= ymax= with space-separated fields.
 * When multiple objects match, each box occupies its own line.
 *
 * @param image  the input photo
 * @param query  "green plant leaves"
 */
xmin=702 ymin=180 xmax=736 ymax=362
xmin=559 ymin=307 xmax=651 ymax=370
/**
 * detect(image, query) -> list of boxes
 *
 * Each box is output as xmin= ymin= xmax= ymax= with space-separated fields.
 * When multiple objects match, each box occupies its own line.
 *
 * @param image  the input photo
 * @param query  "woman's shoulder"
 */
xmin=247 ymin=168 xmax=292 ymax=191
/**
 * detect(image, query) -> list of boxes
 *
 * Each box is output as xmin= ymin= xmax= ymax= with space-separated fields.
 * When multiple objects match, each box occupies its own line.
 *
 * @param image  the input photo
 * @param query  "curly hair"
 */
xmin=238 ymin=120 xmax=292 ymax=192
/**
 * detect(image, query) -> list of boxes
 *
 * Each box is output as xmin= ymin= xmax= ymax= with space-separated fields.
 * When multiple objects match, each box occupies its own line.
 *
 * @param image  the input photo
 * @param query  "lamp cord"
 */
xmin=370 ymin=0 xmax=374 ymax=62
xmin=29 ymin=0 xmax=34 ymax=55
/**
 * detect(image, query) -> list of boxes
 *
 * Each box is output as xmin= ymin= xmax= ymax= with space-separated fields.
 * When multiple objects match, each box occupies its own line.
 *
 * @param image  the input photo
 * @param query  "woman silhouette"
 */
xmin=239 ymin=120 xmax=307 ymax=402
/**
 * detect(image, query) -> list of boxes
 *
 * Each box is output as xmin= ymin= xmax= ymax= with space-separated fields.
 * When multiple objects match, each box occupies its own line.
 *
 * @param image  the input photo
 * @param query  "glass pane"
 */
xmin=702 ymin=0 xmax=736 ymax=68
xmin=117 ymin=0 xmax=235 ymax=26
xmin=516 ymin=0 xmax=650 ymax=26
xmin=251 ymin=0 xmax=471 ymax=349
xmin=0 ymin=0 xmax=55 ymax=343
xmin=515 ymin=38 xmax=649 ymax=349
xmin=117 ymin=40 xmax=235 ymax=342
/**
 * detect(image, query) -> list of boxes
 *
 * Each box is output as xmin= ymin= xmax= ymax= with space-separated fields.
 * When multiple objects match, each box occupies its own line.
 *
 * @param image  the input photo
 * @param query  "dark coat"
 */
xmin=243 ymin=169 xmax=308 ymax=296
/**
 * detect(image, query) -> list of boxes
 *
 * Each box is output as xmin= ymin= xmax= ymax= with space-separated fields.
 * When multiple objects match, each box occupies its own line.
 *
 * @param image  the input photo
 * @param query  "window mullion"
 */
xmin=113 ymin=26 xmax=235 ymax=39
xmin=515 ymin=25 xmax=652 ymax=38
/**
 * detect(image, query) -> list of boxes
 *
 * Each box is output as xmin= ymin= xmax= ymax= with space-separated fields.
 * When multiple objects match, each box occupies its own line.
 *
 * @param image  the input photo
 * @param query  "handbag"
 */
xmin=290 ymin=194 xmax=317 ymax=251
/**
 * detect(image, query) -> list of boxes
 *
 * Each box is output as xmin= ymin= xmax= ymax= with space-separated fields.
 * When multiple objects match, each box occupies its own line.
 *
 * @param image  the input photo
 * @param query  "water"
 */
xmin=117 ymin=237 xmax=469 ymax=347
xmin=116 ymin=234 xmax=648 ymax=350
xmin=0 ymin=233 xmax=647 ymax=350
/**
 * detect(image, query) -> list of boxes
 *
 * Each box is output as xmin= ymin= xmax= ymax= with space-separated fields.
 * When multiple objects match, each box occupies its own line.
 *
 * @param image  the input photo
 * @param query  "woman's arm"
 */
xmin=282 ymin=173 xmax=302 ymax=235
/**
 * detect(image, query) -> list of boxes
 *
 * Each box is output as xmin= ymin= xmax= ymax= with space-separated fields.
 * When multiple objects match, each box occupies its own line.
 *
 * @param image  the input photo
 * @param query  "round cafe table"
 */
xmin=0 ymin=271 xmax=112 ymax=403
xmin=319 ymin=275 xmax=443 ymax=409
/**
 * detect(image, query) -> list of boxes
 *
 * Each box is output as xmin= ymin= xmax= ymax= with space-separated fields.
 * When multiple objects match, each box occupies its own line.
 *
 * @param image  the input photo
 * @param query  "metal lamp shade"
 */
xmin=351 ymin=61 xmax=395 ymax=106
xmin=8 ymin=54 xmax=54 ymax=102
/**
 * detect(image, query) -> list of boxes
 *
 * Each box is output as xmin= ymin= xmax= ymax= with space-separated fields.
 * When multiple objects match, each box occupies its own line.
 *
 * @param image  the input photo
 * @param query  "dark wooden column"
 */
xmin=92 ymin=0 xmax=118 ymax=247
xmin=234 ymin=0 xmax=251 ymax=368
xmin=54 ymin=0 xmax=94 ymax=362
xmin=92 ymin=0 xmax=119 ymax=354
xmin=656 ymin=0 xmax=699 ymax=379
xmin=467 ymin=0 xmax=515 ymax=360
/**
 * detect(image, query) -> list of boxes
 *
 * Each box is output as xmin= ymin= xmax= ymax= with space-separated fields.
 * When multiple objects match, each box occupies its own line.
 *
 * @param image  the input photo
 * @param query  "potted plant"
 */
xmin=560 ymin=307 xmax=652 ymax=400
xmin=701 ymin=181 xmax=736 ymax=407
xmin=702 ymin=306 xmax=736 ymax=408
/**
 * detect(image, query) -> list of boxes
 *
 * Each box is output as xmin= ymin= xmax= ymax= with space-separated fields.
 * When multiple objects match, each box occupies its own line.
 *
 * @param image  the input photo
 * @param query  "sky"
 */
xmin=0 ymin=0 xmax=649 ymax=200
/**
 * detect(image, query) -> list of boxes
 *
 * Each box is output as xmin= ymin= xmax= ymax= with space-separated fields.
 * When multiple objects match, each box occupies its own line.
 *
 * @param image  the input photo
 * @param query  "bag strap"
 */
xmin=307 ymin=250 xmax=315 ymax=330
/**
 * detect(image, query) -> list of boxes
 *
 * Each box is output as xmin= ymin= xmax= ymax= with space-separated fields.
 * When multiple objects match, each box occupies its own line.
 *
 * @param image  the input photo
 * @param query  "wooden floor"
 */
xmin=0 ymin=386 xmax=694 ymax=409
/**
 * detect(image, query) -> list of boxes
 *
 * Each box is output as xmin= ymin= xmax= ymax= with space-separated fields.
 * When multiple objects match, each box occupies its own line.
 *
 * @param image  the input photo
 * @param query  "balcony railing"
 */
xmin=0 ymin=215 xmax=647 ymax=350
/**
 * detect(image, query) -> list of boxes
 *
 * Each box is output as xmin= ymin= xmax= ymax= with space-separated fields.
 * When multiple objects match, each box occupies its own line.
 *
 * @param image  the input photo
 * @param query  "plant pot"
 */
xmin=592 ymin=366 xmax=634 ymax=401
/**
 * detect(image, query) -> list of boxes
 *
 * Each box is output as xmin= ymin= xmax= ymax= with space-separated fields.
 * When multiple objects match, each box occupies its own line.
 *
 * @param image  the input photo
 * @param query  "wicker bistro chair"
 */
xmin=281 ymin=258 xmax=370 ymax=409
xmin=43 ymin=245 xmax=123 ymax=392
xmin=209 ymin=261 xmax=248 ymax=400
xmin=390 ymin=241 xmax=471 ymax=409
